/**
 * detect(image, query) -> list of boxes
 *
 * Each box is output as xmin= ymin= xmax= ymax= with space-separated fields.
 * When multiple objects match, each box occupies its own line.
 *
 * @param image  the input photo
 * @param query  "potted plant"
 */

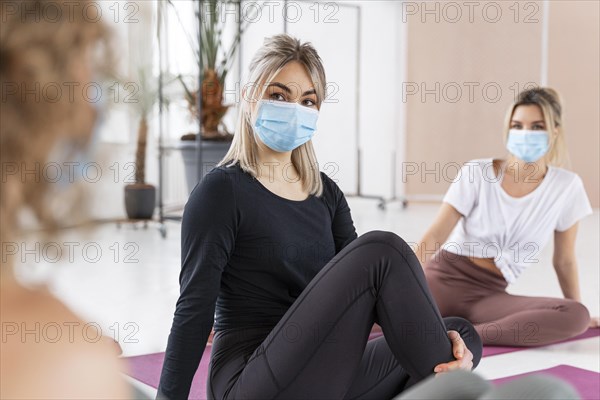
xmin=123 ymin=0 xmax=187 ymax=219
xmin=167 ymin=0 xmax=260 ymax=193
xmin=123 ymin=67 xmax=159 ymax=220
xmin=124 ymin=64 xmax=179 ymax=219
xmin=169 ymin=0 xmax=256 ymax=140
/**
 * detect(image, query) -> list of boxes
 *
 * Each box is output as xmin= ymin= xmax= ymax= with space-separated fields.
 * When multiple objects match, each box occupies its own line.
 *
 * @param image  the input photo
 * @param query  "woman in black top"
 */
xmin=157 ymin=34 xmax=482 ymax=400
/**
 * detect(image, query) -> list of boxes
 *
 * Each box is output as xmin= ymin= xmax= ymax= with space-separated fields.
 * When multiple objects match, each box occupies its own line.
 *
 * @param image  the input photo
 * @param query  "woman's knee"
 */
xmin=443 ymin=316 xmax=483 ymax=369
xmin=357 ymin=230 xmax=413 ymax=256
xmin=349 ymin=231 xmax=422 ymax=284
xmin=563 ymin=300 xmax=590 ymax=336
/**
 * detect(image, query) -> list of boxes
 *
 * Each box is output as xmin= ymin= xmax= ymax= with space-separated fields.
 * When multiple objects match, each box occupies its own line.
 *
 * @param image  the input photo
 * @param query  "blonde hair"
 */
xmin=502 ymin=87 xmax=568 ymax=167
xmin=217 ymin=34 xmax=326 ymax=197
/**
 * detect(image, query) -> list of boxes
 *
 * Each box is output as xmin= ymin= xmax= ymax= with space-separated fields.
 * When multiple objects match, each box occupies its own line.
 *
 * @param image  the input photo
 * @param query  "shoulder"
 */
xmin=464 ymin=158 xmax=493 ymax=172
xmin=549 ymin=165 xmax=582 ymax=187
xmin=1 ymin=285 xmax=130 ymax=398
xmin=186 ymin=164 xmax=241 ymax=211
xmin=453 ymin=158 xmax=491 ymax=184
xmin=319 ymin=170 xmax=342 ymax=197
xmin=191 ymin=164 xmax=239 ymax=195
xmin=454 ymin=158 xmax=491 ymax=174
xmin=208 ymin=163 xmax=243 ymax=181
xmin=466 ymin=158 xmax=492 ymax=165
xmin=317 ymin=171 xmax=346 ymax=217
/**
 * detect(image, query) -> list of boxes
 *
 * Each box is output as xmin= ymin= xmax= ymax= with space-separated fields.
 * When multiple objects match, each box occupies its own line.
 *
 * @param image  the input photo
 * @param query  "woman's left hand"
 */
xmin=589 ymin=316 xmax=600 ymax=328
xmin=433 ymin=330 xmax=474 ymax=375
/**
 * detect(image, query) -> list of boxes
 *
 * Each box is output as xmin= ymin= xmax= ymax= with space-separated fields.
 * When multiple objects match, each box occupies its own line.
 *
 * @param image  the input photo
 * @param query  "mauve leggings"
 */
xmin=424 ymin=249 xmax=591 ymax=347
xmin=207 ymin=231 xmax=482 ymax=400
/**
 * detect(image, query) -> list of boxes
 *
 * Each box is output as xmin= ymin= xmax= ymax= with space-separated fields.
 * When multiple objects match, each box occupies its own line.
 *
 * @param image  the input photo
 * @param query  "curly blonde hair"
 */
xmin=1 ymin=0 xmax=116 ymax=272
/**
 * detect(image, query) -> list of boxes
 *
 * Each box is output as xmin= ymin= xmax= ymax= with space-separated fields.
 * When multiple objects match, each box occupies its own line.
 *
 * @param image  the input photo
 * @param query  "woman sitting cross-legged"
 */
xmin=414 ymin=87 xmax=596 ymax=347
xmin=157 ymin=34 xmax=482 ymax=400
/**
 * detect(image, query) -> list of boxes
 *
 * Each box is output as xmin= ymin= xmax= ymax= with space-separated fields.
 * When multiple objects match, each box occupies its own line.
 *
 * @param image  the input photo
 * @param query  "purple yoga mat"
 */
xmin=123 ymin=332 xmax=385 ymax=398
xmin=123 ymin=329 xmax=599 ymax=399
xmin=369 ymin=328 xmax=599 ymax=357
xmin=492 ymin=365 xmax=600 ymax=400
xmin=123 ymin=346 xmax=212 ymax=400
xmin=483 ymin=328 xmax=600 ymax=357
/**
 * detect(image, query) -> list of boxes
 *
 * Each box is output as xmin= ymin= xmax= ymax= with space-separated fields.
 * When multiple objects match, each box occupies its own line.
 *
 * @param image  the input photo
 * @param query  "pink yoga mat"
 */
xmin=123 ymin=329 xmax=599 ymax=399
xmin=368 ymin=331 xmax=383 ymax=341
xmin=123 ymin=346 xmax=212 ymax=400
xmin=124 ymin=357 xmax=600 ymax=400
xmin=369 ymin=328 xmax=600 ymax=357
xmin=124 ymin=327 xmax=386 ymax=398
xmin=483 ymin=328 xmax=600 ymax=357
xmin=492 ymin=365 xmax=600 ymax=400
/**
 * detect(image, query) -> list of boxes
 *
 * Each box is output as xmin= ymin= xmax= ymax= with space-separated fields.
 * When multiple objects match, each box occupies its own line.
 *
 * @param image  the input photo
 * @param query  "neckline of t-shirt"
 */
xmin=252 ymin=176 xmax=314 ymax=203
xmin=492 ymin=158 xmax=554 ymax=201
xmin=224 ymin=162 xmax=315 ymax=203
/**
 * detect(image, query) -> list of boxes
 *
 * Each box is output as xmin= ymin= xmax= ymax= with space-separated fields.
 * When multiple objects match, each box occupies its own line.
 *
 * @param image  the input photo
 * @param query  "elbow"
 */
xmin=413 ymin=233 xmax=443 ymax=267
xmin=552 ymin=259 xmax=576 ymax=273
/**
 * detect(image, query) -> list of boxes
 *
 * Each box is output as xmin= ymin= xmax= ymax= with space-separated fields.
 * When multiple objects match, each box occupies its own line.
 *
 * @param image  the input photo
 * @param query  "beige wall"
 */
xmin=547 ymin=1 xmax=600 ymax=207
xmin=403 ymin=1 xmax=599 ymax=207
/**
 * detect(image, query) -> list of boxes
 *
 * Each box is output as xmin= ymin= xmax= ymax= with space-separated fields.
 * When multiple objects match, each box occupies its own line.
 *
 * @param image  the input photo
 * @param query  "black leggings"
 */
xmin=208 ymin=231 xmax=482 ymax=400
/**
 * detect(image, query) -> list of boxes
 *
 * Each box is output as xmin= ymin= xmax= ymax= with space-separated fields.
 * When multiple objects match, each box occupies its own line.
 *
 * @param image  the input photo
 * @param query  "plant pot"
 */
xmin=124 ymin=183 xmax=156 ymax=220
xmin=178 ymin=140 xmax=232 ymax=195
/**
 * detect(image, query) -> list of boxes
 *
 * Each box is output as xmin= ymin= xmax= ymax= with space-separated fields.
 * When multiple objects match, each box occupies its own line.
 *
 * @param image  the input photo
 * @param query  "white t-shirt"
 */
xmin=441 ymin=158 xmax=593 ymax=284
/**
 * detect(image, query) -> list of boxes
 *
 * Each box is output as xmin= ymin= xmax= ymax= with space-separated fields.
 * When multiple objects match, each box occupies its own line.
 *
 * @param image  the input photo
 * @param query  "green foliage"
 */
xmin=166 ymin=0 xmax=261 ymax=86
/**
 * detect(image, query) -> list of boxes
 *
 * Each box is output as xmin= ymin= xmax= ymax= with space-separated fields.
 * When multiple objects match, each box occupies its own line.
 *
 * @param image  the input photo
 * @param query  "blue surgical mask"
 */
xmin=47 ymin=95 xmax=105 ymax=188
xmin=252 ymin=100 xmax=319 ymax=152
xmin=506 ymin=129 xmax=549 ymax=163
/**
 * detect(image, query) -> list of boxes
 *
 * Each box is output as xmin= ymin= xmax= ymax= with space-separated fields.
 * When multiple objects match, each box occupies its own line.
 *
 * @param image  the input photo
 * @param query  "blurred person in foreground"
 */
xmin=1 ymin=0 xmax=133 ymax=398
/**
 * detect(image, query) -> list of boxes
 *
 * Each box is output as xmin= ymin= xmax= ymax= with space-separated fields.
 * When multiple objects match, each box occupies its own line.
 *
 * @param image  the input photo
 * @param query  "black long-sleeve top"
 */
xmin=156 ymin=162 xmax=358 ymax=399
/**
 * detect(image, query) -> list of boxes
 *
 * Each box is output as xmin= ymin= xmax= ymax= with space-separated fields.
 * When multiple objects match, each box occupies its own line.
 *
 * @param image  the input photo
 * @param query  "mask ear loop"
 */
xmin=541 ymin=120 xmax=559 ymax=166
xmin=245 ymin=78 xmax=268 ymax=131
xmin=249 ymin=99 xmax=264 ymax=127
xmin=47 ymin=81 xmax=107 ymax=189
xmin=549 ymin=121 xmax=560 ymax=149
xmin=504 ymin=131 xmax=521 ymax=177
xmin=246 ymin=94 xmax=266 ymax=163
